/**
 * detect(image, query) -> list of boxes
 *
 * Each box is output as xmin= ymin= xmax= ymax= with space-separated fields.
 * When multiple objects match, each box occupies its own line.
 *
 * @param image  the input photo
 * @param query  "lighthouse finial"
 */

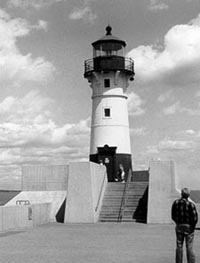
xmin=106 ymin=25 xmax=112 ymax=35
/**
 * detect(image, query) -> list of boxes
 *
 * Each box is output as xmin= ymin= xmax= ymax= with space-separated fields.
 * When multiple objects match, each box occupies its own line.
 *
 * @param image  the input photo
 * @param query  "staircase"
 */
xmin=98 ymin=183 xmax=124 ymax=222
xmin=123 ymin=182 xmax=148 ymax=222
xmin=99 ymin=181 xmax=148 ymax=223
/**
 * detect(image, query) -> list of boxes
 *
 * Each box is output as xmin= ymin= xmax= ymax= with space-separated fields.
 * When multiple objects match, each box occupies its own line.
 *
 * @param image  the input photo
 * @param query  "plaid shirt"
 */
xmin=171 ymin=198 xmax=198 ymax=228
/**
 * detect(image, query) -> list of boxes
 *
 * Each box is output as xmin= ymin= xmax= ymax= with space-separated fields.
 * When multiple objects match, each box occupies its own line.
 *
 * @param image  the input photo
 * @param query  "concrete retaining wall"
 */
xmin=32 ymin=203 xmax=51 ymax=226
xmin=22 ymin=165 xmax=69 ymax=191
xmin=147 ymin=160 xmax=179 ymax=224
xmin=0 ymin=203 xmax=51 ymax=232
xmin=5 ymin=191 xmax=67 ymax=221
xmin=64 ymin=162 xmax=107 ymax=223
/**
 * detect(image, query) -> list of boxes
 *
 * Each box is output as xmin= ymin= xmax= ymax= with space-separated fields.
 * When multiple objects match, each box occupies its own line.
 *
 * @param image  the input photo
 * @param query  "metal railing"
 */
xmin=16 ymin=200 xmax=30 ymax=205
xmin=84 ymin=56 xmax=134 ymax=75
xmin=117 ymin=169 xmax=132 ymax=223
xmin=84 ymin=58 xmax=93 ymax=73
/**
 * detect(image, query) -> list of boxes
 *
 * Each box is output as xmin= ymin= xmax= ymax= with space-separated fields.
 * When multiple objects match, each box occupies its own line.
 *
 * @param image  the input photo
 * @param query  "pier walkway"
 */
xmin=0 ymin=222 xmax=200 ymax=263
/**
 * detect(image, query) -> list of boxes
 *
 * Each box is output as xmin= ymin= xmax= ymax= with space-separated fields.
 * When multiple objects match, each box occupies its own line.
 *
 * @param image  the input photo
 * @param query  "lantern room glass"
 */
xmin=93 ymin=42 xmax=125 ymax=57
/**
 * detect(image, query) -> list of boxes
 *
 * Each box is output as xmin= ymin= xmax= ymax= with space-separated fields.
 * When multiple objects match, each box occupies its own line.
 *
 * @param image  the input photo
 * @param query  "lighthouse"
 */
xmin=84 ymin=26 xmax=135 ymax=182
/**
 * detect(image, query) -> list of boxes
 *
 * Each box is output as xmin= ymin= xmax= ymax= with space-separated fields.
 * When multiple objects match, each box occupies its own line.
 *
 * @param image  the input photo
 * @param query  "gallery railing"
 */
xmin=84 ymin=56 xmax=134 ymax=77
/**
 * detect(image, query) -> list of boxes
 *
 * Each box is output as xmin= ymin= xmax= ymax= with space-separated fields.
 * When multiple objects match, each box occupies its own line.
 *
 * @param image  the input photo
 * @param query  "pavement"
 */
xmin=0 ymin=222 xmax=200 ymax=263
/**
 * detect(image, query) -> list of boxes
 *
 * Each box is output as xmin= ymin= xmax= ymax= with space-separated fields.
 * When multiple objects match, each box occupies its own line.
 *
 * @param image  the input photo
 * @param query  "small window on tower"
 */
xmin=104 ymin=108 xmax=111 ymax=117
xmin=104 ymin=79 xmax=110 ymax=88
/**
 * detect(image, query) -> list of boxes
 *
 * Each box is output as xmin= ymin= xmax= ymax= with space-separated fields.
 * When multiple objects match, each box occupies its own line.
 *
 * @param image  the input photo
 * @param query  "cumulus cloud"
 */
xmin=130 ymin=127 xmax=147 ymax=136
xmin=159 ymin=138 xmax=194 ymax=150
xmin=69 ymin=0 xmax=97 ymax=24
xmin=143 ymin=129 xmax=200 ymax=161
xmin=69 ymin=6 xmax=97 ymax=23
xmin=128 ymin=13 xmax=200 ymax=88
xmin=146 ymin=145 xmax=159 ymax=154
xmin=34 ymin=20 xmax=48 ymax=31
xmin=185 ymin=129 xmax=196 ymax=135
xmin=0 ymin=8 xmax=91 ymax=176
xmin=138 ymin=124 xmax=200 ymax=187
xmin=0 ymin=86 xmax=91 ymax=164
xmin=163 ymin=101 xmax=181 ymax=115
xmin=195 ymin=90 xmax=200 ymax=97
xmin=128 ymin=92 xmax=145 ymax=116
xmin=0 ymin=9 xmax=55 ymax=88
xmin=8 ymin=0 xmax=65 ymax=9
xmin=158 ymin=89 xmax=173 ymax=103
xmin=0 ymin=91 xmax=90 ymax=166
xmin=149 ymin=0 xmax=169 ymax=11
xmin=0 ymin=90 xmax=54 ymax=125
xmin=163 ymin=101 xmax=200 ymax=116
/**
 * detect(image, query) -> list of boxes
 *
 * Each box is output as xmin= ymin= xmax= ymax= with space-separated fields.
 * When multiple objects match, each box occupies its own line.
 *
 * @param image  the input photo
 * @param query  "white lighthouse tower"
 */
xmin=84 ymin=26 xmax=135 ymax=182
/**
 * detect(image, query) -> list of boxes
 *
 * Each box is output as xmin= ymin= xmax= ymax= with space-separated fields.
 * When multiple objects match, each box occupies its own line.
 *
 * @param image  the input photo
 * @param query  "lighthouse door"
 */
xmin=97 ymin=145 xmax=116 ymax=182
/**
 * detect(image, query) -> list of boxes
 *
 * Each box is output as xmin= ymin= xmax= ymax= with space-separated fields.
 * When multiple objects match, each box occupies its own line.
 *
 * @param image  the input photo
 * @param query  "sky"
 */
xmin=0 ymin=0 xmax=200 ymax=188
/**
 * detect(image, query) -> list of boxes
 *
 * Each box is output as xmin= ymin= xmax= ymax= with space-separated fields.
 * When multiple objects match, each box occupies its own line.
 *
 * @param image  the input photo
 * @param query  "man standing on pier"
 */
xmin=171 ymin=188 xmax=198 ymax=263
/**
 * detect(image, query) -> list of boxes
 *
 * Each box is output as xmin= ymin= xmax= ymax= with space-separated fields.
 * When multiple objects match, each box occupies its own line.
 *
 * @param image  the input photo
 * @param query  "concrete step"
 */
xmin=99 ymin=217 xmax=146 ymax=223
xmin=99 ymin=181 xmax=148 ymax=223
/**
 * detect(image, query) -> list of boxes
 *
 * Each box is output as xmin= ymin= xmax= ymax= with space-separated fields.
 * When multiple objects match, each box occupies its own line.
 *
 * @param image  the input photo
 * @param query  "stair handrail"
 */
xmin=117 ymin=169 xmax=132 ymax=223
xmin=95 ymin=171 xmax=107 ymax=212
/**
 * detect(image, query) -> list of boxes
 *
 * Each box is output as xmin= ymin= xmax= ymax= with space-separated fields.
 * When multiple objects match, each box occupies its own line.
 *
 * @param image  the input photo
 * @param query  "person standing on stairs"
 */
xmin=115 ymin=164 xmax=125 ymax=182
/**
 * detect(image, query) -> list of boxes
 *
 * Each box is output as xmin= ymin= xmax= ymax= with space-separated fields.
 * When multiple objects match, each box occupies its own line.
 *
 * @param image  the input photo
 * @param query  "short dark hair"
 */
xmin=181 ymin=188 xmax=190 ymax=198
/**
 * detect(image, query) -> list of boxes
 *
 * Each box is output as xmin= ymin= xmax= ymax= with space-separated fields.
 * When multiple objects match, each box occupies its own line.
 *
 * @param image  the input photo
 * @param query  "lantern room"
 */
xmin=92 ymin=25 xmax=126 ymax=57
xmin=84 ymin=25 xmax=134 ymax=80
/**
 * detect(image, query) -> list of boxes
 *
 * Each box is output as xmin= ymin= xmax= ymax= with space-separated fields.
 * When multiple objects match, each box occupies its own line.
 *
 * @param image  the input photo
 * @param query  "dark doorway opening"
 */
xmin=97 ymin=145 xmax=117 ymax=182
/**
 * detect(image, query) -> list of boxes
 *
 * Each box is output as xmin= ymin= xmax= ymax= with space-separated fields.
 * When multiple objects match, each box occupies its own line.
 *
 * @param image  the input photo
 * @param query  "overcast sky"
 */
xmin=0 ymin=0 xmax=200 ymax=187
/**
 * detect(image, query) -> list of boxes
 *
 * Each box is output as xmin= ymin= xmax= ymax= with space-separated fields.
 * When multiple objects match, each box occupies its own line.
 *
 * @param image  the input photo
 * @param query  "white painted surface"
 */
xmin=88 ymin=71 xmax=132 ymax=155
xmin=90 ymin=126 xmax=131 ymax=154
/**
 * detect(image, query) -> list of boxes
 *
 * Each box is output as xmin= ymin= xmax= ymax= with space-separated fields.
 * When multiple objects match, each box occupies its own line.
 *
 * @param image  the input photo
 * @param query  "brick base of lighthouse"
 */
xmin=90 ymin=153 xmax=132 ymax=182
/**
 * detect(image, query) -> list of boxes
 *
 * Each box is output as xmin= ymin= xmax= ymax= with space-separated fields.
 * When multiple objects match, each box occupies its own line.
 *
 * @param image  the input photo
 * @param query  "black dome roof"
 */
xmin=92 ymin=25 xmax=126 ymax=49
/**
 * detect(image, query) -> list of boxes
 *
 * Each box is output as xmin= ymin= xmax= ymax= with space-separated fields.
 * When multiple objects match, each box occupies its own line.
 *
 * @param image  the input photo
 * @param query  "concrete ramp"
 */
xmin=5 ymin=191 xmax=67 ymax=222
xmin=0 ymin=190 xmax=21 ymax=206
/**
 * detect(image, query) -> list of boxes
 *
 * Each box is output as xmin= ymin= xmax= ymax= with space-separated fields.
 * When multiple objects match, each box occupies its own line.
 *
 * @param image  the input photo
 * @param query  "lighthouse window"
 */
xmin=104 ymin=108 xmax=111 ymax=117
xmin=104 ymin=79 xmax=110 ymax=88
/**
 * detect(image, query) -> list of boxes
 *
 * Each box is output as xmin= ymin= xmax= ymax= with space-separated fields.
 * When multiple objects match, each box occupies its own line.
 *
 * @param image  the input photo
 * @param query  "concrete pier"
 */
xmin=0 ymin=222 xmax=200 ymax=263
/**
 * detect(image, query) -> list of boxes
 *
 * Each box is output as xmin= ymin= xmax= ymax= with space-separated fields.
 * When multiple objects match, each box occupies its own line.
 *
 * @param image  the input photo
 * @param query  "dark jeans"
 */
xmin=175 ymin=224 xmax=195 ymax=263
